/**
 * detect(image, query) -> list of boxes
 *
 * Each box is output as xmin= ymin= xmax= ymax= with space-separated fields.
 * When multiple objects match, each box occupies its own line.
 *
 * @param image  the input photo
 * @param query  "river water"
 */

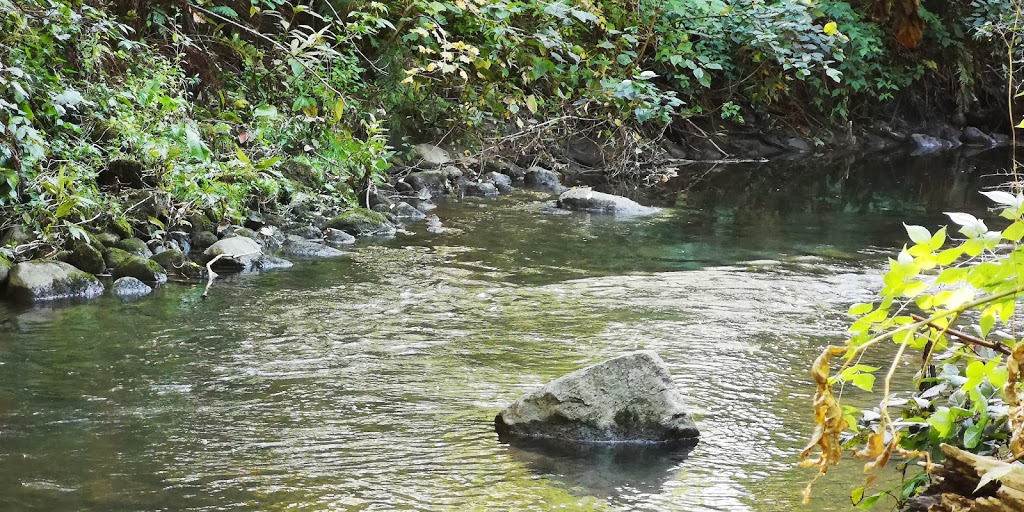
xmin=0 ymin=150 xmax=1012 ymax=511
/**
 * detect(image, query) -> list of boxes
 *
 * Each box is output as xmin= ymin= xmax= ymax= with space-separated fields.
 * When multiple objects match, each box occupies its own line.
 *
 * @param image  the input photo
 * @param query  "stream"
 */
xmin=0 ymin=149 xmax=1013 ymax=511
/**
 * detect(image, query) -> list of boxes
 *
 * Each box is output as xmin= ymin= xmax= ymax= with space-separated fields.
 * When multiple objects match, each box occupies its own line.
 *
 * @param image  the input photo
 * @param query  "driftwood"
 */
xmin=904 ymin=444 xmax=1024 ymax=512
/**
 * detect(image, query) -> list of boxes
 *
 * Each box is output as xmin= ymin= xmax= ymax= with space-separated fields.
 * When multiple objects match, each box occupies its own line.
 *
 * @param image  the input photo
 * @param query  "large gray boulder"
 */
xmin=495 ymin=351 xmax=699 ymax=443
xmin=557 ymin=188 xmax=659 ymax=216
xmin=6 ymin=260 xmax=104 ymax=302
xmin=203 ymin=236 xmax=265 ymax=272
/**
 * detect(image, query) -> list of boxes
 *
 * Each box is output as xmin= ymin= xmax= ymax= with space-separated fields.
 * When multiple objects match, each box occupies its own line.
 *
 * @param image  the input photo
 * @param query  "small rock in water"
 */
xmin=112 ymin=277 xmax=152 ymax=297
xmin=394 ymin=202 xmax=427 ymax=221
xmin=463 ymin=181 xmax=499 ymax=197
xmin=495 ymin=351 xmax=699 ymax=443
xmin=282 ymin=235 xmax=346 ymax=258
xmin=557 ymin=188 xmax=659 ymax=216
xmin=324 ymin=228 xmax=356 ymax=246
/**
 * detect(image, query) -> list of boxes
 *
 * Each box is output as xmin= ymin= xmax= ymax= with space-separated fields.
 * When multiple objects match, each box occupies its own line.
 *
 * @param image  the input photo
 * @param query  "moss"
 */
xmin=325 ymin=208 xmax=394 ymax=236
xmin=113 ymin=237 xmax=150 ymax=257
xmin=103 ymin=247 xmax=133 ymax=270
xmin=113 ymin=255 xmax=167 ymax=284
xmin=69 ymin=240 xmax=105 ymax=275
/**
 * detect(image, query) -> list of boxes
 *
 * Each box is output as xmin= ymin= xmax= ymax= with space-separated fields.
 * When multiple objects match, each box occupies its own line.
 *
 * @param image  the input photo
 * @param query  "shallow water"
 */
xmin=0 ymin=149 xmax=1013 ymax=511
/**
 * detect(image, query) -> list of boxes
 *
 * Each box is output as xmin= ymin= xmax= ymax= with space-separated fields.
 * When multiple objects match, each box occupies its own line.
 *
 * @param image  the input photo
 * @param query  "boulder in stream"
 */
xmin=524 ymin=166 xmax=567 ymax=194
xmin=6 ymin=260 xmax=104 ymax=302
xmin=495 ymin=351 xmax=699 ymax=443
xmin=203 ymin=236 xmax=265 ymax=272
xmin=557 ymin=188 xmax=659 ymax=216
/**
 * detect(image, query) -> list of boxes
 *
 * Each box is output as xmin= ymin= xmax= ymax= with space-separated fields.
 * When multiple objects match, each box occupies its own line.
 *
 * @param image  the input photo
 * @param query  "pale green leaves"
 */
xmin=975 ymin=462 xmax=1019 ymax=493
xmin=945 ymin=212 xmax=988 ymax=239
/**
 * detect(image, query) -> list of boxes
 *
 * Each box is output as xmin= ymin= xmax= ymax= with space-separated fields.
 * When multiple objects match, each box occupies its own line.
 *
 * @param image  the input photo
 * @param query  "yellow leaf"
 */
xmin=823 ymin=21 xmax=838 ymax=36
xmin=333 ymin=98 xmax=345 ymax=123
xmin=525 ymin=95 xmax=538 ymax=114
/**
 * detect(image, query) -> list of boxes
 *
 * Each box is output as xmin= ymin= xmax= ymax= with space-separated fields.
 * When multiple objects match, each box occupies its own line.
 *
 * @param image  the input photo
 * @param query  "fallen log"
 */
xmin=904 ymin=444 xmax=1024 ymax=512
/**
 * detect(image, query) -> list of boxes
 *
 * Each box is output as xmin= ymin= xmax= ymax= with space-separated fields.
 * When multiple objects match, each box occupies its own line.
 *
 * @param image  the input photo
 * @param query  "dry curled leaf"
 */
xmin=799 ymin=346 xmax=849 ymax=502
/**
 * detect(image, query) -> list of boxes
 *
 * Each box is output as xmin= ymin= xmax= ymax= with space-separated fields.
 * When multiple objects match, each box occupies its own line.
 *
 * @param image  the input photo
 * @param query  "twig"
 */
xmin=910 ymin=313 xmax=1012 ymax=356
xmin=201 ymin=250 xmax=260 ymax=299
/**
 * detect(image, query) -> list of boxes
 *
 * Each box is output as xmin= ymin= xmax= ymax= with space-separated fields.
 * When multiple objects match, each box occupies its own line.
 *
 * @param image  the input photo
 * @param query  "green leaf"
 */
xmin=1003 ymin=221 xmax=1024 ymax=242
xmin=964 ymin=417 xmax=987 ymax=449
xmin=904 ymin=223 xmax=931 ymax=244
xmin=850 ymin=486 xmax=864 ymax=505
xmin=928 ymin=407 xmax=955 ymax=438
xmin=253 ymin=105 xmax=279 ymax=119
xmin=849 ymin=303 xmax=873 ymax=315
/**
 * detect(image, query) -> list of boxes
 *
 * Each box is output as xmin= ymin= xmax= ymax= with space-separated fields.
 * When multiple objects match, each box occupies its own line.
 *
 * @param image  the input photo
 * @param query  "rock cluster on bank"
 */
xmin=0 ymin=143 xmax=660 ymax=305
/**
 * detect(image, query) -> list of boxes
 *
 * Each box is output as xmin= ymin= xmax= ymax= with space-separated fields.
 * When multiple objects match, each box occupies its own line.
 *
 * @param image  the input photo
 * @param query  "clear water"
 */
xmin=0 ymin=149 xmax=1012 ymax=511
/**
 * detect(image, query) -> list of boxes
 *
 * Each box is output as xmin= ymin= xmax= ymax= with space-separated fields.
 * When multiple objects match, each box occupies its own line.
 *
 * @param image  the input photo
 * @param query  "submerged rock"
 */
xmin=961 ymin=126 xmax=996 ymax=146
xmin=282 ymin=235 xmax=346 ymax=258
xmin=393 ymin=202 xmax=427 ymax=222
xmin=482 ymin=171 xmax=514 ymax=194
xmin=113 ymin=255 xmax=168 ymax=284
xmin=6 ymin=260 xmax=104 ymax=302
xmin=112 ymin=276 xmax=152 ymax=297
xmin=203 ymin=236 xmax=265 ymax=272
xmin=911 ymin=133 xmax=956 ymax=153
xmin=495 ymin=351 xmax=699 ymax=443
xmin=557 ymin=188 xmax=659 ymax=216
xmin=326 ymin=208 xmax=397 ymax=237
xmin=324 ymin=228 xmax=356 ymax=246
xmin=463 ymin=181 xmax=499 ymax=197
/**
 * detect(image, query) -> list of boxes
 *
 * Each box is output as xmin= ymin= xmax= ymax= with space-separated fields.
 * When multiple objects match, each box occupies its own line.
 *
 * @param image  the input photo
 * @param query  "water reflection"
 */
xmin=502 ymin=437 xmax=696 ymax=498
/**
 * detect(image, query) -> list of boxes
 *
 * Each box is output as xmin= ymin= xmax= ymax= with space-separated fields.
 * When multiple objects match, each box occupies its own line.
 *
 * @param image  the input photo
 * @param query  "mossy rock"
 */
xmin=104 ymin=247 xmax=133 ymax=270
xmin=0 ymin=256 xmax=11 ymax=288
xmin=6 ymin=260 xmax=104 ymax=302
xmin=280 ymin=159 xmax=321 ymax=189
xmin=92 ymin=232 xmax=120 ymax=248
xmin=325 ymin=208 xmax=396 ymax=237
xmin=113 ymin=237 xmax=152 ymax=258
xmin=152 ymin=249 xmax=187 ymax=270
xmin=113 ymin=255 xmax=167 ymax=284
xmin=151 ymin=250 xmax=205 ymax=281
xmin=69 ymin=240 xmax=105 ymax=275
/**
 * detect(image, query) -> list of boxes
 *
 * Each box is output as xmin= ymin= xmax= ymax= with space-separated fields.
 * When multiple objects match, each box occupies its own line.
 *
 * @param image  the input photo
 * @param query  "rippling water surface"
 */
xmin=0 ymin=151 xmax=1011 ymax=511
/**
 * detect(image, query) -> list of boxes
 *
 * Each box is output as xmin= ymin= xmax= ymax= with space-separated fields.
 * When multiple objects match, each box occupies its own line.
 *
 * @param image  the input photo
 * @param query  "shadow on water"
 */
xmin=500 ymin=436 xmax=697 ymax=499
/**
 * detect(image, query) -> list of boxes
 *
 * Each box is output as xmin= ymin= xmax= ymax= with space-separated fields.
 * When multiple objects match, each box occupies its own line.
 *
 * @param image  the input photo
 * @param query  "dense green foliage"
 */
xmin=0 ymin=0 xmax=1017 ymax=252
